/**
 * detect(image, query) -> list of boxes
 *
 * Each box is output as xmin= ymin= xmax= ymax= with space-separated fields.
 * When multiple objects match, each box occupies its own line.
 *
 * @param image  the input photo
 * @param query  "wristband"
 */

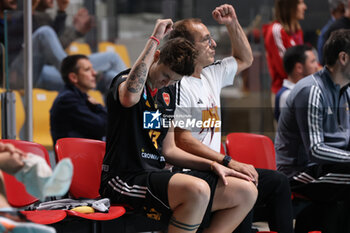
xmin=210 ymin=161 xmax=216 ymax=171
xmin=222 ymin=155 xmax=232 ymax=167
xmin=149 ymin=36 xmax=160 ymax=45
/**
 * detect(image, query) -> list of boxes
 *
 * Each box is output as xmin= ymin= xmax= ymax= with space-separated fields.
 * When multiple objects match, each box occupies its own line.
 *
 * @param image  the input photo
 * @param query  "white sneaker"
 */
xmin=15 ymin=154 xmax=73 ymax=201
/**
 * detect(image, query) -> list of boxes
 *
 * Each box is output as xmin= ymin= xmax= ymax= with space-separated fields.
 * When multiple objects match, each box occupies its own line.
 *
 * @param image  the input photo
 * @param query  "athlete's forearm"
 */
xmin=226 ymin=18 xmax=253 ymax=74
xmin=119 ymin=39 xmax=157 ymax=107
xmin=175 ymin=128 xmax=224 ymax=163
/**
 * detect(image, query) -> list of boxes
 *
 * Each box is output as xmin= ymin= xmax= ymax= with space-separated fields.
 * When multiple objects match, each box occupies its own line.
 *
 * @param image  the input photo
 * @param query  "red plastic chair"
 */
xmin=55 ymin=138 xmax=106 ymax=199
xmin=55 ymin=138 xmax=125 ymax=222
xmin=225 ymin=133 xmax=276 ymax=170
xmin=0 ymin=139 xmax=67 ymax=224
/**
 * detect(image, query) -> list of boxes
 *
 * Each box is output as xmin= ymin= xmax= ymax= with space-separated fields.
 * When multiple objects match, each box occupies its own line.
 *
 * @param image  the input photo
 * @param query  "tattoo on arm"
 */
xmin=126 ymin=63 xmax=147 ymax=93
xmin=142 ymin=42 xmax=155 ymax=62
xmin=126 ymin=42 xmax=155 ymax=93
xmin=169 ymin=217 xmax=201 ymax=231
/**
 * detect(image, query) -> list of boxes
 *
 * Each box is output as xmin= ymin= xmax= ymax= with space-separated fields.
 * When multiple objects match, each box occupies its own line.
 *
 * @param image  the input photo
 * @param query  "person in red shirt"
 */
xmin=263 ymin=0 xmax=307 ymax=95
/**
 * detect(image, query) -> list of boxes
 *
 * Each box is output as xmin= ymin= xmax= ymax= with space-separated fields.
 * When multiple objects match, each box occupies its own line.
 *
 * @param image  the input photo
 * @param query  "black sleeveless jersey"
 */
xmin=100 ymin=69 xmax=176 ymax=186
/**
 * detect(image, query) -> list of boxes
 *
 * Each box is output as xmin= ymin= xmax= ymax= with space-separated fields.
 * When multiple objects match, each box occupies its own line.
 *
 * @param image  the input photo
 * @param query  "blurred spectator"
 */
xmin=275 ymin=29 xmax=350 ymax=233
xmin=317 ymin=0 xmax=345 ymax=65
xmin=50 ymin=55 xmax=107 ymax=145
xmin=0 ymin=0 xmax=66 ymax=89
xmin=274 ymin=44 xmax=318 ymax=121
xmin=33 ymin=0 xmax=127 ymax=94
xmin=34 ymin=0 xmax=92 ymax=49
xmin=0 ymin=0 xmax=126 ymax=94
xmin=323 ymin=0 xmax=350 ymax=51
xmin=263 ymin=0 xmax=307 ymax=96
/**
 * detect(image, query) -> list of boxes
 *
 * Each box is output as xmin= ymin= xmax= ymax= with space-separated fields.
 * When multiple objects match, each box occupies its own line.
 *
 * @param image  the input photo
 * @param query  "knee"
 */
xmin=234 ymin=181 xmax=258 ymax=208
xmin=243 ymin=181 xmax=258 ymax=206
xmin=101 ymin=51 xmax=121 ymax=60
xmin=269 ymin=171 xmax=291 ymax=194
xmin=184 ymin=179 xmax=211 ymax=205
xmin=34 ymin=26 xmax=56 ymax=38
xmin=34 ymin=26 xmax=59 ymax=44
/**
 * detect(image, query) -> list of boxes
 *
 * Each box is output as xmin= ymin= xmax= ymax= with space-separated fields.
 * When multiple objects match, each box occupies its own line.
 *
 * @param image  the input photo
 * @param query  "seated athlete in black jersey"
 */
xmin=99 ymin=18 xmax=258 ymax=233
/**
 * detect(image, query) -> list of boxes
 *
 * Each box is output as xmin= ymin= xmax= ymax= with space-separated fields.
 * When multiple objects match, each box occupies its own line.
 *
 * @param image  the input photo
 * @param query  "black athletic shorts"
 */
xmin=101 ymin=169 xmax=218 ymax=228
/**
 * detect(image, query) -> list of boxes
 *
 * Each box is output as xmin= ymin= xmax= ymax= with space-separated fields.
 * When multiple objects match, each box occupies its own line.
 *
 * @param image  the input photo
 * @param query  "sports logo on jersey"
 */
xmin=143 ymin=110 xmax=161 ymax=129
xmin=162 ymin=92 xmax=170 ymax=106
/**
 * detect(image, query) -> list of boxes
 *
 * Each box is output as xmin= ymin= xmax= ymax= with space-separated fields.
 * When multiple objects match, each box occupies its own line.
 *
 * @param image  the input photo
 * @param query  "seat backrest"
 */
xmin=13 ymin=90 xmax=25 ymax=139
xmin=66 ymin=41 xmax=92 ymax=55
xmin=0 ymin=139 xmax=50 ymax=207
xmin=225 ymin=133 xmax=276 ymax=170
xmin=98 ymin=42 xmax=131 ymax=67
xmin=32 ymin=89 xmax=58 ymax=150
xmin=55 ymin=138 xmax=106 ymax=199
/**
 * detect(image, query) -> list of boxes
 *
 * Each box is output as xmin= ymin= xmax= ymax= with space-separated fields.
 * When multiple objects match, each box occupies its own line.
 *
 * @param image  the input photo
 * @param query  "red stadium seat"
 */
xmin=55 ymin=138 xmax=106 ymax=199
xmin=55 ymin=138 xmax=125 ymax=230
xmin=225 ymin=133 xmax=276 ymax=170
xmin=0 ymin=139 xmax=67 ymax=224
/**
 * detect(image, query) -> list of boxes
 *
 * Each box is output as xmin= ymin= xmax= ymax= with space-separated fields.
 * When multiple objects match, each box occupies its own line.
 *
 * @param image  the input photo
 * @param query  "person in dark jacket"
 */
xmin=50 ymin=54 xmax=107 ymax=145
xmin=275 ymin=29 xmax=350 ymax=233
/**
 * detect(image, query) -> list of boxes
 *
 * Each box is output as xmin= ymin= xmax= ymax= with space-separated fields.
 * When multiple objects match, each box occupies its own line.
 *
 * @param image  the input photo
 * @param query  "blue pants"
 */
xmin=9 ymin=26 xmax=126 ymax=94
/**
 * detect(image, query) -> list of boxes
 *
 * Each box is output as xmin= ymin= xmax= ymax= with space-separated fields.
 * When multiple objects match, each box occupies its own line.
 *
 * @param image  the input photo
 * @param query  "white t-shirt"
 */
xmin=174 ymin=57 xmax=238 ymax=152
xmin=279 ymin=79 xmax=295 ymax=110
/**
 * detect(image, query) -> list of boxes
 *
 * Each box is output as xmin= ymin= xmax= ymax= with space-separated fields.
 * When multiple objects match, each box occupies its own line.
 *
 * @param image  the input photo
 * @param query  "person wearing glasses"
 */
xmin=170 ymin=4 xmax=294 ymax=233
xmin=100 ymin=18 xmax=258 ymax=233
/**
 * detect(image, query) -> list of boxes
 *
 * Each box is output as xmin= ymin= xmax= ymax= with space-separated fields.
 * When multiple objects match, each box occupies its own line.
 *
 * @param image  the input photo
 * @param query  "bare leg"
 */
xmin=0 ymin=149 xmax=23 ymax=208
xmin=167 ymin=173 xmax=211 ymax=233
xmin=203 ymin=177 xmax=258 ymax=233
xmin=0 ymin=173 xmax=10 ymax=208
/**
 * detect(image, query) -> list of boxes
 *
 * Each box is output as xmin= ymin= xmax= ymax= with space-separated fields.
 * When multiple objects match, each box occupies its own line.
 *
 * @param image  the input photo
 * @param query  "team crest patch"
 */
xmin=144 ymin=207 xmax=162 ymax=221
xmin=162 ymin=92 xmax=170 ymax=106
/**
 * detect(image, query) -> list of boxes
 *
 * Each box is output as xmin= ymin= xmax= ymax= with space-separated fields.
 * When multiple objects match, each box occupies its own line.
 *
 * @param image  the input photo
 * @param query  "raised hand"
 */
xmin=57 ymin=0 xmax=70 ymax=11
xmin=73 ymin=8 xmax=93 ymax=35
xmin=32 ymin=0 xmax=40 ymax=11
xmin=151 ymin=19 xmax=173 ymax=41
xmin=212 ymin=4 xmax=237 ymax=25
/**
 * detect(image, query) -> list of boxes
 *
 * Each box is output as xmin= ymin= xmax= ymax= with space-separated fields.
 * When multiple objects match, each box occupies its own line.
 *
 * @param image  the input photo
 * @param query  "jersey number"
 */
xmin=149 ymin=130 xmax=161 ymax=149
